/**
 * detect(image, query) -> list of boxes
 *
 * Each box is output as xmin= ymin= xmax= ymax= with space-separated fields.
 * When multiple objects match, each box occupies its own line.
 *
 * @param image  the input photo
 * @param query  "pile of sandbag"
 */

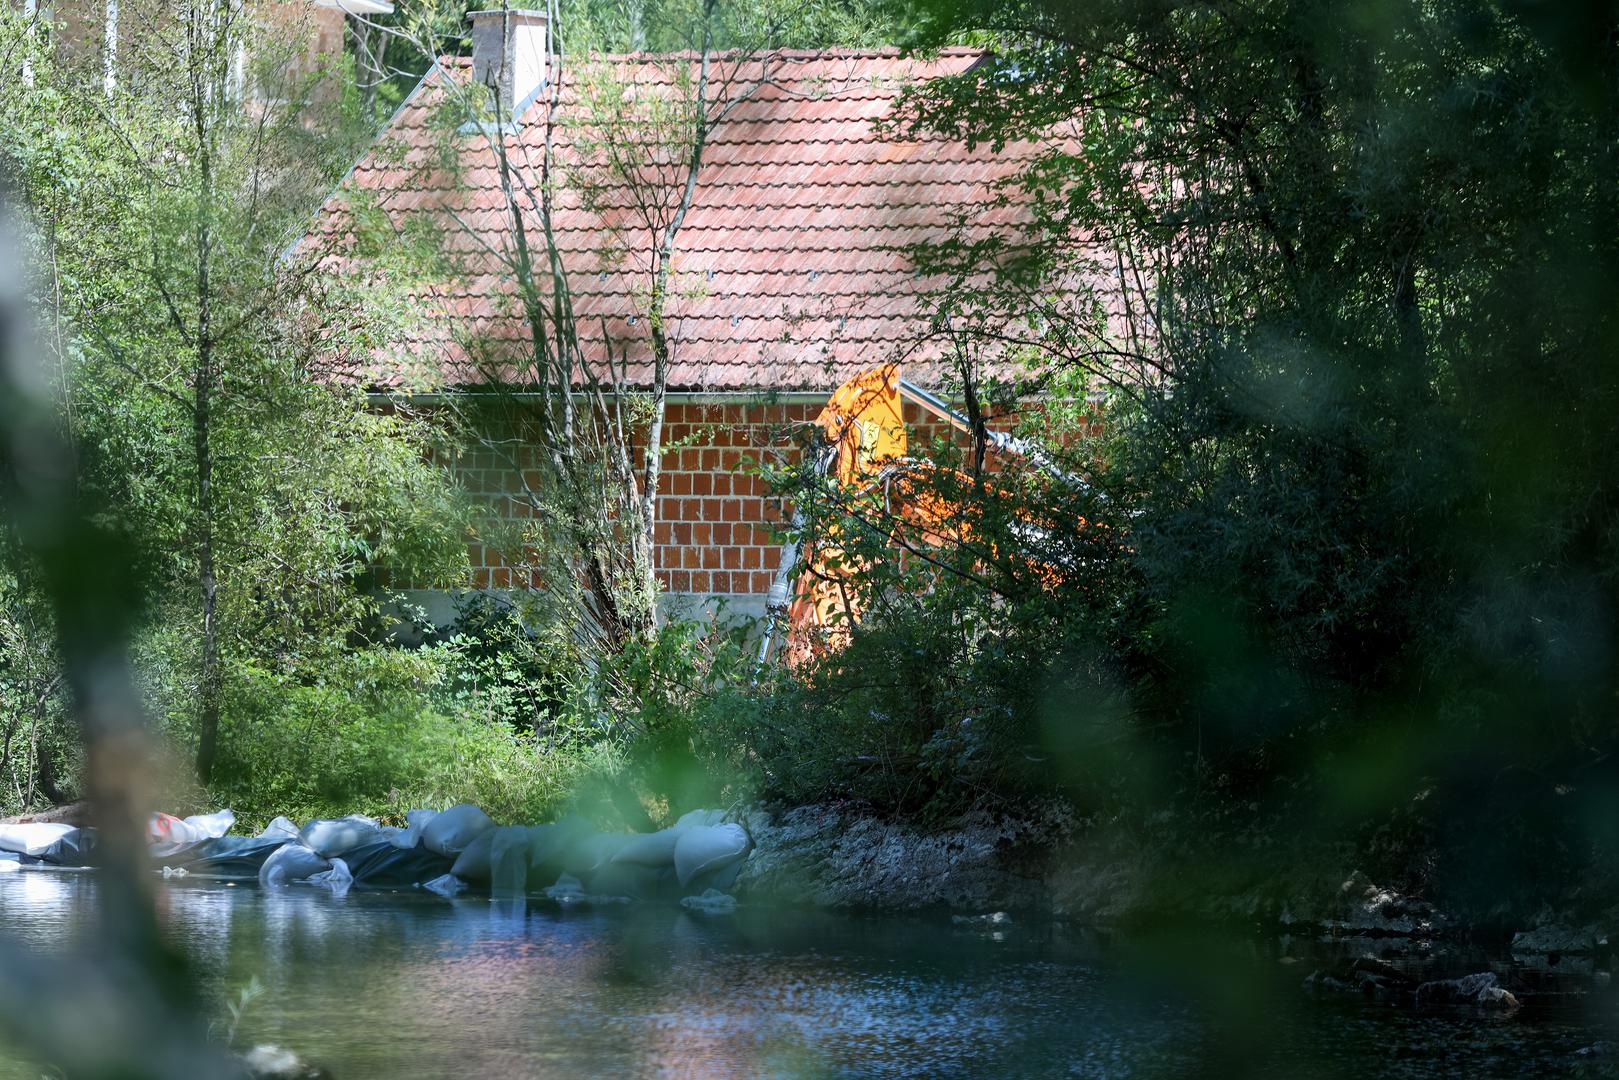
xmin=257 ymin=811 xmax=471 ymax=893
xmin=441 ymin=807 xmax=752 ymax=904
xmin=1 ymin=800 xmax=754 ymax=907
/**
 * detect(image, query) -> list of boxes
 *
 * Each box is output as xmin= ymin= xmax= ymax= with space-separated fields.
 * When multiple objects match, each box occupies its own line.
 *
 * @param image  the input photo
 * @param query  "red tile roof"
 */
xmin=310 ymin=47 xmax=1052 ymax=393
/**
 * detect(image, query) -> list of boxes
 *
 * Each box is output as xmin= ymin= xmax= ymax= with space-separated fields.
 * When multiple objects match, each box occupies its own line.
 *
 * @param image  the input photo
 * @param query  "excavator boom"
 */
xmin=757 ymin=364 xmax=1079 ymax=668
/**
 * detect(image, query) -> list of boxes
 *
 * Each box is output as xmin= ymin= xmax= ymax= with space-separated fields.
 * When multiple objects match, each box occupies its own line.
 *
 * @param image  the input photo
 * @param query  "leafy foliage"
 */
xmin=754 ymin=0 xmax=1619 ymax=906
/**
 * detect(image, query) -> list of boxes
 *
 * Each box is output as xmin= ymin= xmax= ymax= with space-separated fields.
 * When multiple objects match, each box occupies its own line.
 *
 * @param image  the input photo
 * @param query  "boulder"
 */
xmin=1414 ymin=972 xmax=1521 ymax=1011
xmin=1511 ymin=924 xmax=1605 ymax=956
xmin=1302 ymin=957 xmax=1416 ymax=1003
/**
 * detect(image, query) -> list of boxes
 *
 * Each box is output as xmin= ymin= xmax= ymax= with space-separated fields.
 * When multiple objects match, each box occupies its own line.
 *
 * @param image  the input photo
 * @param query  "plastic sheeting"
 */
xmin=157 ymin=836 xmax=287 ymax=879
xmin=339 ymin=840 xmax=455 ymax=891
xmin=421 ymin=873 xmax=466 ymax=898
xmin=304 ymin=858 xmax=353 ymax=898
xmin=28 ymin=827 xmax=99 ymax=867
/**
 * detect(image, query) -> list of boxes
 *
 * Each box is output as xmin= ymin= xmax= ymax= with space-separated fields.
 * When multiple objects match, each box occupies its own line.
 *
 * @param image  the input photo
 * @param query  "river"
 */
xmin=0 ymin=869 xmax=1612 ymax=1077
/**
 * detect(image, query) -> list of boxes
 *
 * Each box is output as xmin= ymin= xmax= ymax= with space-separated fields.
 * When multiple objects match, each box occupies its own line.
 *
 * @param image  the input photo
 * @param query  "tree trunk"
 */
xmin=192 ymin=93 xmax=220 ymax=785
xmin=194 ymin=373 xmax=219 ymax=783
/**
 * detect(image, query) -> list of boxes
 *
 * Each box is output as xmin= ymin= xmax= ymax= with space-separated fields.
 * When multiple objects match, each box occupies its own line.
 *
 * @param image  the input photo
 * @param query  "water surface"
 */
xmin=0 ymin=870 xmax=1612 ymax=1077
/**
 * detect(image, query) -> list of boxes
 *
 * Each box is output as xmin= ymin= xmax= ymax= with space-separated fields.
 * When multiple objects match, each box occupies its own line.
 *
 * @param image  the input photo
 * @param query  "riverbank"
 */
xmin=734 ymin=803 xmax=1619 ymax=964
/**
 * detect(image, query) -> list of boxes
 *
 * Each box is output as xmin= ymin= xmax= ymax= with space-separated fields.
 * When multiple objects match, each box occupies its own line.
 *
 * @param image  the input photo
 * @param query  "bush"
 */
xmin=209 ymin=642 xmax=619 ymax=829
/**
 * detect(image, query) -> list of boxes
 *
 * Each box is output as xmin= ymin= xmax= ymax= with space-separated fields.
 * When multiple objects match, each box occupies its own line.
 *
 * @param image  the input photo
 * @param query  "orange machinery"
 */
xmin=757 ymin=363 xmax=1081 ymax=668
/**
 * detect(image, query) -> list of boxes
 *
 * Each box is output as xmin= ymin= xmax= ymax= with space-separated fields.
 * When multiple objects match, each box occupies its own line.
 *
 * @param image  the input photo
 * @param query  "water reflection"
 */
xmin=0 ymin=872 xmax=1612 ymax=1078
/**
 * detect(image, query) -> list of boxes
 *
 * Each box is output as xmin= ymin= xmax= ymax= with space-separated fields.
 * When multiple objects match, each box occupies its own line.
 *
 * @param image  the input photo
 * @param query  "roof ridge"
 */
xmin=437 ymin=45 xmax=983 ymax=67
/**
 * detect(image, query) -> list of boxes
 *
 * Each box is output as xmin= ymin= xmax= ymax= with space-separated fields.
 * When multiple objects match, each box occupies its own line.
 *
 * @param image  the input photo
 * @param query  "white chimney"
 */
xmin=468 ymin=9 xmax=549 ymax=115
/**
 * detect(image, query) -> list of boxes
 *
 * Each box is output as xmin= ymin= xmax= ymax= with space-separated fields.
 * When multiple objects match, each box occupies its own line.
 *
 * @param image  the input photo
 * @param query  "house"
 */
xmin=8 ymin=0 xmax=389 ymax=98
xmin=309 ymin=10 xmax=1075 ymax=622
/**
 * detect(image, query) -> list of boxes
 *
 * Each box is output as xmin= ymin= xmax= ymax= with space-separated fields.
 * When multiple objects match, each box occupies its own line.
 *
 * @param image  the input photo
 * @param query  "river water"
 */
xmin=0 ymin=869 xmax=1612 ymax=1078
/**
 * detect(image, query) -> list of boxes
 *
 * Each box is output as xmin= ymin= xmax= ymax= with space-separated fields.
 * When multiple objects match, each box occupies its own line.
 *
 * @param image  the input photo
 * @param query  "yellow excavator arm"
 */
xmin=756 ymin=364 xmax=1080 ymax=669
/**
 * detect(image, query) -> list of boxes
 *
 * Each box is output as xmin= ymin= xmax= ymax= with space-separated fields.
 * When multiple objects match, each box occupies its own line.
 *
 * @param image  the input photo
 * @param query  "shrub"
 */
xmin=209 ymin=642 xmax=618 ymax=829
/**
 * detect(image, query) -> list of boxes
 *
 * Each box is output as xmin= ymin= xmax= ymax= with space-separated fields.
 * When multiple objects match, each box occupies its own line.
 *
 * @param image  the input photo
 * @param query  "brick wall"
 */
xmin=455 ymin=399 xmax=811 ymax=595
xmin=449 ymin=397 xmax=1016 ymax=598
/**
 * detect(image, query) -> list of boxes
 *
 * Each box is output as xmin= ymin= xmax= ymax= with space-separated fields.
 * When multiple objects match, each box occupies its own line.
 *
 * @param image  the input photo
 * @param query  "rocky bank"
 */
xmin=734 ymin=802 xmax=1619 ymax=956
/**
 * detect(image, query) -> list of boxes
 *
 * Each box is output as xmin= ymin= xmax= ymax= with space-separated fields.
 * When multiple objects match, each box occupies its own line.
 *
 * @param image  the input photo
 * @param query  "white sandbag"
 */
xmin=673 ymin=823 xmax=750 ymax=887
xmin=529 ymin=817 xmax=594 ymax=876
xmin=147 ymin=813 xmax=203 ymax=847
xmin=184 ymin=809 xmax=235 ymax=839
xmin=298 ymin=815 xmax=383 ymax=857
xmin=610 ymin=827 xmax=684 ymax=868
xmin=257 ymin=816 xmax=300 ymax=841
xmin=420 ymin=804 xmax=495 ymax=857
xmin=390 ymin=808 xmax=440 ymax=849
xmin=305 ymin=858 xmax=353 ymax=898
xmin=674 ymin=809 xmax=728 ymax=830
xmin=449 ymin=829 xmax=496 ymax=883
xmin=258 ymin=843 xmax=331 ymax=887
xmin=563 ymin=831 xmax=633 ymax=878
xmin=0 ymin=822 xmax=76 ymax=856
xmin=488 ymin=826 xmax=533 ymax=898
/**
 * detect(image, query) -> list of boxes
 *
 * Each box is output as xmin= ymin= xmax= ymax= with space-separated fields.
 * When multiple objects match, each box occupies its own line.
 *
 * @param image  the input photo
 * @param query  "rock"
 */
xmin=1303 ymin=957 xmax=1416 ymax=1002
xmin=1315 ymin=871 xmax=1447 ymax=937
xmin=952 ymin=911 xmax=1012 ymax=926
xmin=241 ymin=1044 xmax=329 ymax=1079
xmin=1511 ymin=924 xmax=1604 ymax=956
xmin=1413 ymin=972 xmax=1521 ymax=1011
xmin=680 ymin=889 xmax=738 ymax=915
xmin=542 ymin=873 xmax=631 ymax=907
xmin=734 ymin=805 xmax=1049 ymax=913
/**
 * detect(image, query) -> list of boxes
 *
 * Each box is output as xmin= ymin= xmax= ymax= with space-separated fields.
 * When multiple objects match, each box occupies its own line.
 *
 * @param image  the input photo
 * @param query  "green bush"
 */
xmin=210 ymin=642 xmax=620 ymax=829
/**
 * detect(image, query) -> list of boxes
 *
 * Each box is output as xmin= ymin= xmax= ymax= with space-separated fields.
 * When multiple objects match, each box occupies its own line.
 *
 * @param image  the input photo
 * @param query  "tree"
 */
xmin=875 ymin=0 xmax=1619 ymax=891
xmin=0 ymin=2 xmax=470 ymax=791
